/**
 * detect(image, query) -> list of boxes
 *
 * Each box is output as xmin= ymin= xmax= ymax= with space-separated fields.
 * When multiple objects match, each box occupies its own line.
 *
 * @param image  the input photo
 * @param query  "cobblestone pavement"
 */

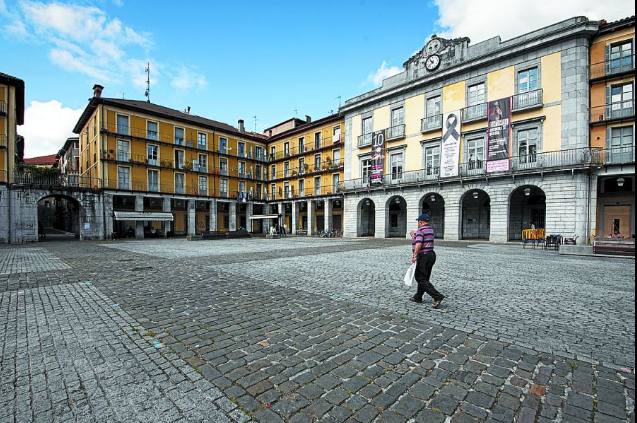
xmin=0 ymin=239 xmax=634 ymax=423
xmin=0 ymin=247 xmax=70 ymax=275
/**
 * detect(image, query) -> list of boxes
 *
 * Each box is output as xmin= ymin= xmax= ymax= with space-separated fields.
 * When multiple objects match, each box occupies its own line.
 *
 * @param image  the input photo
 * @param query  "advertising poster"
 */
xmin=370 ymin=130 xmax=386 ymax=185
xmin=440 ymin=110 xmax=461 ymax=178
xmin=486 ymin=97 xmax=512 ymax=172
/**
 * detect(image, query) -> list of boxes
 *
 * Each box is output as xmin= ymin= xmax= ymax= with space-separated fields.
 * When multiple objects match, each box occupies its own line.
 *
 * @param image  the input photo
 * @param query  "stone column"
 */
xmin=374 ymin=196 xmax=385 ymax=238
xmin=489 ymin=188 xmax=509 ymax=243
xmin=104 ymin=194 xmax=114 ymax=240
xmin=277 ymin=203 xmax=284 ymax=231
xmin=307 ymin=200 xmax=315 ymax=236
xmin=163 ymin=197 xmax=172 ymax=237
xmin=187 ymin=200 xmax=196 ymax=236
xmin=324 ymin=199 xmax=332 ymax=232
xmin=209 ymin=199 xmax=217 ymax=232
xmin=229 ymin=201 xmax=237 ymax=231
xmin=135 ymin=195 xmax=144 ymax=239
xmin=246 ymin=202 xmax=253 ymax=233
xmin=291 ymin=202 xmax=297 ymax=235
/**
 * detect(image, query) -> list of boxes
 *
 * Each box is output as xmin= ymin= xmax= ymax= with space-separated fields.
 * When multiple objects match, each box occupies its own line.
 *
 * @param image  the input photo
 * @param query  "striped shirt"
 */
xmin=412 ymin=225 xmax=435 ymax=255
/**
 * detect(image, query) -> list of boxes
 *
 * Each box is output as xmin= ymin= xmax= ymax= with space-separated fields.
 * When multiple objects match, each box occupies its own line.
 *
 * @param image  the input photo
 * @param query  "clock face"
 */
xmin=425 ymin=55 xmax=441 ymax=71
xmin=425 ymin=38 xmax=442 ymax=55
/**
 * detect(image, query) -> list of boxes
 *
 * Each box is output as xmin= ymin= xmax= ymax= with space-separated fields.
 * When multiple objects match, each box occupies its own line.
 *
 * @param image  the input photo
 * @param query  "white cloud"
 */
xmin=365 ymin=61 xmax=402 ymax=87
xmin=170 ymin=67 xmax=208 ymax=91
xmin=20 ymin=100 xmax=83 ymax=158
xmin=433 ymin=0 xmax=635 ymax=43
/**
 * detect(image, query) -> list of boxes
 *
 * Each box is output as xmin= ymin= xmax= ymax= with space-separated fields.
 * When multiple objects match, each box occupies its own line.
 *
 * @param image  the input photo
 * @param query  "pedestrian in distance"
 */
xmin=410 ymin=213 xmax=445 ymax=309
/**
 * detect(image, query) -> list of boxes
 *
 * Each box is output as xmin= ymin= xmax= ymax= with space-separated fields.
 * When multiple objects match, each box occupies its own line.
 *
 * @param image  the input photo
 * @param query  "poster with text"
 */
xmin=370 ymin=130 xmax=386 ymax=185
xmin=486 ymin=97 xmax=512 ymax=172
xmin=440 ymin=110 xmax=461 ymax=178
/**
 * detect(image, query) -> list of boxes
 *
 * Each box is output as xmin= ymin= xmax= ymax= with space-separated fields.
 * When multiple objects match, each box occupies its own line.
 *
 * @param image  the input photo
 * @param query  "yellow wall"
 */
xmin=404 ymin=94 xmax=425 ymax=170
xmin=487 ymin=67 xmax=515 ymax=101
xmin=442 ymin=81 xmax=466 ymax=114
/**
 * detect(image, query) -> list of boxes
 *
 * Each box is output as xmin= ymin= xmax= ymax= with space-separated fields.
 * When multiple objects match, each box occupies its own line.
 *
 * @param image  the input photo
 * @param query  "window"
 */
xmin=198 ymin=132 xmax=207 ymax=149
xmin=609 ymin=83 xmax=634 ymax=119
xmin=117 ymin=114 xmax=129 ymax=134
xmin=147 ymin=121 xmax=158 ymax=140
xmin=220 ymin=179 xmax=229 ymax=196
xmin=116 ymin=139 xmax=129 ymax=162
xmin=198 ymin=176 xmax=207 ymax=194
xmin=148 ymin=170 xmax=159 ymax=192
xmin=147 ymin=144 xmax=158 ymax=165
xmin=298 ymin=137 xmax=305 ymax=152
xmin=390 ymin=107 xmax=404 ymax=138
xmin=426 ymin=96 xmax=441 ymax=116
xmin=255 ymin=164 xmax=262 ymax=180
xmin=239 ymin=181 xmax=246 ymax=194
xmin=117 ymin=166 xmax=130 ymax=190
xmin=609 ymin=40 xmax=634 ymax=73
xmin=238 ymin=142 xmax=246 ymax=157
xmin=270 ymin=146 xmax=276 ymax=159
xmin=424 ymin=145 xmax=441 ymax=176
xmin=174 ymin=127 xmax=184 ymax=145
xmin=255 ymin=146 xmax=265 ymax=160
xmin=197 ymin=154 xmax=207 ymax=172
xmin=314 ymin=154 xmax=321 ymax=171
xmin=314 ymin=132 xmax=321 ymax=149
xmin=609 ymin=126 xmax=634 ymax=163
xmin=332 ymin=149 xmax=341 ymax=168
xmin=284 ymin=142 xmax=290 ymax=157
xmin=517 ymin=128 xmax=539 ymax=164
xmin=238 ymin=161 xmax=246 ymax=176
xmin=332 ymin=174 xmax=340 ymax=192
xmin=220 ymin=158 xmax=228 ymax=175
xmin=271 ymin=164 xmax=276 ymax=179
xmin=284 ymin=182 xmax=290 ymax=198
xmin=361 ymin=159 xmax=372 ymax=182
xmin=518 ymin=67 xmax=539 ymax=93
xmin=219 ymin=137 xmax=228 ymax=154
xmin=175 ymin=173 xmax=185 ymax=193
xmin=361 ymin=117 xmax=372 ymax=145
xmin=299 ymin=158 xmax=305 ymax=174
xmin=333 ymin=126 xmax=341 ymax=143
xmin=314 ymin=176 xmax=321 ymax=195
xmin=284 ymin=161 xmax=290 ymax=177
xmin=467 ymin=136 xmax=485 ymax=169
xmin=174 ymin=150 xmax=185 ymax=169
xmin=298 ymin=179 xmax=305 ymax=197
xmin=467 ymin=83 xmax=486 ymax=106
xmin=270 ymin=183 xmax=276 ymax=199
xmin=390 ymin=151 xmax=403 ymax=181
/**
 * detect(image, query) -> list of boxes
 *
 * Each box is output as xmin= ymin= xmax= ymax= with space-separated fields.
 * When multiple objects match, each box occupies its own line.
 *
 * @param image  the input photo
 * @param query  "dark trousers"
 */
xmin=414 ymin=251 xmax=443 ymax=302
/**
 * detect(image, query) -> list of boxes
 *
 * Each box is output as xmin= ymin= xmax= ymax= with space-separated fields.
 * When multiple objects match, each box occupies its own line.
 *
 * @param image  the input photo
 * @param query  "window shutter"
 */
xmin=604 ymin=44 xmax=610 ymax=75
xmin=606 ymin=127 xmax=611 ymax=148
xmin=605 ymin=85 xmax=612 ymax=120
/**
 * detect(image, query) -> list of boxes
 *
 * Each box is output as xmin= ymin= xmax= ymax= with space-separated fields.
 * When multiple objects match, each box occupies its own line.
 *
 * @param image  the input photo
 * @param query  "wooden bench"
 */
xmin=593 ymin=239 xmax=635 ymax=256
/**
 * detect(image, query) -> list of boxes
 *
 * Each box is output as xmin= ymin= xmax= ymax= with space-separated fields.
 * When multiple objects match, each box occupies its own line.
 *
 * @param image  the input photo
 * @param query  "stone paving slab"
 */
xmin=0 ymin=247 xmax=70 ymax=275
xmin=0 ymin=280 xmax=251 ymax=423
xmin=210 ymin=244 xmax=636 ymax=368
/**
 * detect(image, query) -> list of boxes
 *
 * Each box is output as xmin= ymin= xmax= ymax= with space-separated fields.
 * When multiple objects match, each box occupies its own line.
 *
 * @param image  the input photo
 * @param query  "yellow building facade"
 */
xmin=0 ymin=72 xmax=25 ymax=185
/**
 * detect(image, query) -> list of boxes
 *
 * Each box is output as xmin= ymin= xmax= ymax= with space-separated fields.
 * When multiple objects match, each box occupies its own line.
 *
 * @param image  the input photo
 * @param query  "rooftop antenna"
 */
xmin=336 ymin=96 xmax=342 ymax=109
xmin=144 ymin=62 xmax=151 ymax=102
xmin=253 ymin=115 xmax=258 ymax=131
xmin=293 ymin=108 xmax=298 ymax=117
xmin=122 ymin=92 xmax=125 ymax=99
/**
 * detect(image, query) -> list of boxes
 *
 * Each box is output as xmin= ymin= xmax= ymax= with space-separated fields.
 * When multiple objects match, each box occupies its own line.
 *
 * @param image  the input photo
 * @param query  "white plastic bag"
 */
xmin=403 ymin=263 xmax=416 ymax=287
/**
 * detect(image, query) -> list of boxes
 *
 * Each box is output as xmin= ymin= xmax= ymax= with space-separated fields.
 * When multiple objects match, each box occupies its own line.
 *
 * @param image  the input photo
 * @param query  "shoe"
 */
xmin=410 ymin=297 xmax=423 ymax=304
xmin=432 ymin=296 xmax=445 ymax=309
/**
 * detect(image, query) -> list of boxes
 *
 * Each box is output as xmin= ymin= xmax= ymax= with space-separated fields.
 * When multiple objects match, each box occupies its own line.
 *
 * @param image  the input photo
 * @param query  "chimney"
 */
xmin=305 ymin=115 xmax=312 ymax=123
xmin=92 ymin=84 xmax=104 ymax=98
xmin=238 ymin=119 xmax=245 ymax=133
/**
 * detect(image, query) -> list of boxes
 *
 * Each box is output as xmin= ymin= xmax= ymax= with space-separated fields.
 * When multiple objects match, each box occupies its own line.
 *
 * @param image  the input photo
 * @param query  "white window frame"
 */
xmin=174 ymin=126 xmax=185 ymax=145
xmin=116 ymin=114 xmax=129 ymax=135
xmin=147 ymin=120 xmax=158 ymax=140
xmin=197 ymin=132 xmax=207 ymax=149
xmin=147 ymin=144 xmax=159 ymax=166
xmin=175 ymin=172 xmax=185 ymax=193
xmin=117 ymin=166 xmax=131 ymax=190
xmin=148 ymin=169 xmax=159 ymax=192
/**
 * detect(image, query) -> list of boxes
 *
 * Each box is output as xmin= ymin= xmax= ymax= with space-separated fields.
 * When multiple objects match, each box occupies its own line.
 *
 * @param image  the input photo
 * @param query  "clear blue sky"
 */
xmin=1 ymin=0 xmax=440 ymax=134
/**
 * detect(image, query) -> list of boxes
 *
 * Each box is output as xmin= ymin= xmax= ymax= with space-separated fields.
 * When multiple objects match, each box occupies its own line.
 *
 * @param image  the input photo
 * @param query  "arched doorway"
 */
xmin=357 ymin=198 xmax=375 ymax=237
xmin=37 ymin=195 xmax=80 ymax=240
xmin=509 ymin=185 xmax=546 ymax=241
xmin=421 ymin=193 xmax=445 ymax=239
xmin=461 ymin=189 xmax=490 ymax=240
xmin=386 ymin=196 xmax=407 ymax=238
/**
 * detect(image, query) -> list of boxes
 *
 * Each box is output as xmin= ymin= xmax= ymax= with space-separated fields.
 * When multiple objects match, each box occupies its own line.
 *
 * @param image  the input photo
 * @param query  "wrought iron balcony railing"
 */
xmin=590 ymin=101 xmax=635 ymax=123
xmin=590 ymin=55 xmax=635 ymax=80
xmin=357 ymin=132 xmax=373 ymax=147
xmin=462 ymin=103 xmax=487 ymax=122
xmin=421 ymin=114 xmax=443 ymax=132
xmin=512 ymin=89 xmax=543 ymax=111
xmin=386 ymin=124 xmax=405 ymax=140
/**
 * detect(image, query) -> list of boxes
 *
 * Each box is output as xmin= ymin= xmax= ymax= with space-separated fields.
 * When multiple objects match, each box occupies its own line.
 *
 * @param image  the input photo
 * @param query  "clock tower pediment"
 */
xmin=404 ymin=35 xmax=471 ymax=80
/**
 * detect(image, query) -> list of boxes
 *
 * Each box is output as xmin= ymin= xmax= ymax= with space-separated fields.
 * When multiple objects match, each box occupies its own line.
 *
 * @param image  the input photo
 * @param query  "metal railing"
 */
xmin=357 ymin=133 xmax=373 ymax=147
xmin=590 ymin=101 xmax=635 ymax=122
xmin=462 ymin=103 xmax=487 ymax=122
xmin=269 ymin=159 xmax=344 ymax=180
xmin=268 ymin=136 xmax=340 ymax=161
xmin=267 ymin=184 xmax=344 ymax=201
xmin=595 ymin=145 xmax=635 ymax=165
xmin=12 ymin=172 xmax=102 ymax=189
xmin=421 ymin=114 xmax=443 ymax=132
xmin=512 ymin=89 xmax=543 ymax=111
xmin=387 ymin=124 xmax=405 ymax=140
xmin=590 ymin=55 xmax=635 ymax=80
xmin=0 ymin=134 xmax=6 ymax=148
xmin=0 ymin=100 xmax=6 ymax=115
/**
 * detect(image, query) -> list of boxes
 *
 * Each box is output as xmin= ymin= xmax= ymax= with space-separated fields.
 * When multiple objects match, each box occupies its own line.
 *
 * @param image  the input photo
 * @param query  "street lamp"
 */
xmin=472 ymin=191 xmax=479 ymax=199
xmin=430 ymin=195 xmax=436 ymax=202
xmin=617 ymin=177 xmax=625 ymax=187
xmin=524 ymin=187 xmax=532 ymax=196
xmin=365 ymin=199 xmax=371 ymax=206
xmin=394 ymin=197 xmax=401 ymax=204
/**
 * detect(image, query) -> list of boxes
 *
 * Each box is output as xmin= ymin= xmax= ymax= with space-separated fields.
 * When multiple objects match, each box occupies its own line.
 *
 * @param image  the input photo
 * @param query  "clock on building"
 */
xmin=425 ymin=55 xmax=441 ymax=71
xmin=425 ymin=38 xmax=443 ymax=55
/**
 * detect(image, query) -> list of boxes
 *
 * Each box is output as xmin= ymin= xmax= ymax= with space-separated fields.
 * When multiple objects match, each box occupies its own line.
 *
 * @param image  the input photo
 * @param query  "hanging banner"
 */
xmin=370 ymin=130 xmax=386 ymax=185
xmin=486 ymin=97 xmax=512 ymax=172
xmin=440 ymin=110 xmax=461 ymax=178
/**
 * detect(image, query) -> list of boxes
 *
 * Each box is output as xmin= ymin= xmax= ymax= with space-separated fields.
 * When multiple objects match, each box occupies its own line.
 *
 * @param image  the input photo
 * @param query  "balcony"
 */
xmin=590 ymin=101 xmax=635 ymax=123
xmin=357 ymin=132 xmax=372 ymax=147
xmin=590 ymin=55 xmax=635 ymax=80
xmin=175 ymin=137 xmax=185 ymax=146
xmin=512 ymin=89 xmax=543 ymax=111
xmin=219 ymin=168 xmax=229 ymax=176
xmin=596 ymin=145 xmax=635 ymax=166
xmin=175 ymin=185 xmax=185 ymax=194
xmin=148 ymin=183 xmax=159 ymax=193
xmin=0 ymin=134 xmax=6 ymax=148
xmin=193 ymin=164 xmax=208 ymax=173
xmin=460 ymin=160 xmax=486 ymax=176
xmin=116 ymin=153 xmax=130 ymax=162
xmin=0 ymin=100 xmax=6 ymax=116
xmin=386 ymin=124 xmax=405 ymax=141
xmin=12 ymin=171 xmax=102 ymax=189
xmin=421 ymin=114 xmax=443 ymax=132
xmin=175 ymin=161 xmax=185 ymax=170
xmin=462 ymin=103 xmax=487 ymax=122
xmin=147 ymin=158 xmax=159 ymax=166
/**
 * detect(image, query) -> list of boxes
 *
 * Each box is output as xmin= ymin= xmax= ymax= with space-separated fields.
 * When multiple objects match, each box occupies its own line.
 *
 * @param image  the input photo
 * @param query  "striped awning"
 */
xmin=113 ymin=211 xmax=174 ymax=222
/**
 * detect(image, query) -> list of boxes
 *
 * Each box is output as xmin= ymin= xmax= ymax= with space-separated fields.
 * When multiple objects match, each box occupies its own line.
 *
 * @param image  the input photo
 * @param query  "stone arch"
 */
xmin=385 ymin=195 xmax=407 ymax=238
xmin=36 ymin=193 xmax=81 ymax=240
xmin=419 ymin=192 xmax=445 ymax=239
xmin=460 ymin=189 xmax=491 ymax=240
xmin=357 ymin=198 xmax=375 ymax=237
xmin=508 ymin=185 xmax=546 ymax=241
